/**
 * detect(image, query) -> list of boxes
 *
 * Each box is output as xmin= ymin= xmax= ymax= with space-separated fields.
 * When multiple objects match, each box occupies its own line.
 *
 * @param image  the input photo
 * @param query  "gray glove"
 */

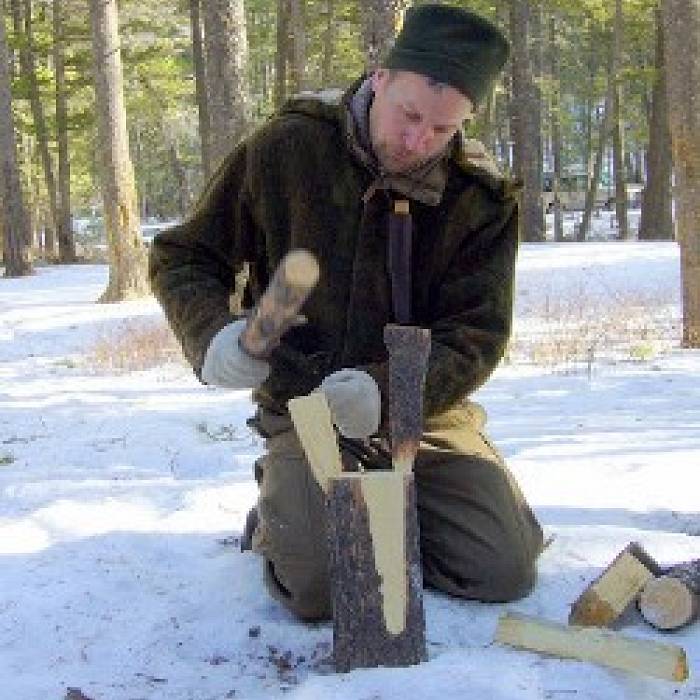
xmin=201 ymin=319 xmax=270 ymax=389
xmin=318 ymin=369 xmax=381 ymax=439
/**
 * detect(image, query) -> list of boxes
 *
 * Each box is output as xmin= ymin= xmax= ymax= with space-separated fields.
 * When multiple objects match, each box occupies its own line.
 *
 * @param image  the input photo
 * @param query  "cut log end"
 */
xmin=282 ymin=249 xmax=320 ymax=289
xmin=640 ymin=575 xmax=699 ymax=631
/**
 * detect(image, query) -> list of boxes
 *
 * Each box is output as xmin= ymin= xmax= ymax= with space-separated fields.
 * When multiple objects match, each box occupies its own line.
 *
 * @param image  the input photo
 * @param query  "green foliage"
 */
xmin=2 ymin=0 xmax=658 ymax=228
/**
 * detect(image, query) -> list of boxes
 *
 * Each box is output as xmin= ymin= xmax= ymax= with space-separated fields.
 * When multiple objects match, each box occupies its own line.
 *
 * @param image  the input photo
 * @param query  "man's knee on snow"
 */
xmin=423 ymin=546 xmax=537 ymax=603
xmin=263 ymin=559 xmax=332 ymax=621
xmin=476 ymin=550 xmax=538 ymax=602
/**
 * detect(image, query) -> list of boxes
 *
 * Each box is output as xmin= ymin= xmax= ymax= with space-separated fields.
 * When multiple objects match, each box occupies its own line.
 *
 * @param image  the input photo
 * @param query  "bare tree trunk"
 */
xmin=583 ymin=19 xmax=596 ymax=179
xmin=0 ymin=6 xmax=33 ymax=276
xmin=274 ymin=0 xmax=288 ymax=108
xmin=320 ymin=0 xmax=334 ymax=85
xmin=89 ymin=0 xmax=148 ymax=302
xmin=190 ymin=0 xmax=212 ymax=179
xmin=25 ymin=0 xmax=59 ymax=257
xmin=509 ymin=0 xmax=544 ymax=242
xmin=663 ymin=0 xmax=700 ymax=348
xmin=578 ymin=95 xmax=611 ymax=242
xmin=288 ymin=0 xmax=307 ymax=92
xmin=611 ymin=0 xmax=629 ymax=239
xmin=530 ymin=1 xmax=544 ymax=193
xmin=167 ymin=134 xmax=190 ymax=217
xmin=11 ymin=0 xmax=58 ymax=257
xmin=474 ymin=85 xmax=496 ymax=153
xmin=202 ymin=0 xmax=251 ymax=168
xmin=549 ymin=12 xmax=563 ymax=242
xmin=53 ymin=0 xmax=75 ymax=262
xmin=360 ymin=0 xmax=400 ymax=71
xmin=639 ymin=6 xmax=673 ymax=241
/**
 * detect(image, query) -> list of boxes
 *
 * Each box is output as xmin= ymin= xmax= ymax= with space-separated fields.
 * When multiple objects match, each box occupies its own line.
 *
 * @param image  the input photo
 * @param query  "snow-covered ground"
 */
xmin=1 ymin=242 xmax=698 ymax=700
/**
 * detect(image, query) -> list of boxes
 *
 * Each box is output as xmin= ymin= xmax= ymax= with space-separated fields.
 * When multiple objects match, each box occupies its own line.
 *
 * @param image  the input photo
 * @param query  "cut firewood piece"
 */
xmin=288 ymin=392 xmax=343 ymax=493
xmin=495 ymin=612 xmax=689 ymax=682
xmin=569 ymin=542 xmax=663 ymax=627
xmin=383 ymin=324 xmax=431 ymax=473
xmin=639 ymin=559 xmax=700 ymax=631
xmin=326 ymin=471 xmax=426 ymax=672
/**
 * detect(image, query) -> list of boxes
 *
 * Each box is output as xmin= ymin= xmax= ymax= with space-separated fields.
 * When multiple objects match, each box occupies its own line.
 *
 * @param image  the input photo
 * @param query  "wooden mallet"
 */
xmin=239 ymin=249 xmax=320 ymax=358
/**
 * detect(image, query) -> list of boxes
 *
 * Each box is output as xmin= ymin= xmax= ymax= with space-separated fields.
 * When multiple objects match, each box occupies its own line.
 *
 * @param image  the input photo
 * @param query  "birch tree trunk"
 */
xmin=53 ymin=0 xmax=75 ymax=262
xmin=189 ymin=0 xmax=212 ymax=179
xmin=509 ymin=0 xmax=545 ymax=242
xmin=202 ymin=0 xmax=251 ymax=168
xmin=663 ymin=0 xmax=700 ymax=348
xmin=89 ymin=0 xmax=148 ymax=302
xmin=639 ymin=7 xmax=673 ymax=241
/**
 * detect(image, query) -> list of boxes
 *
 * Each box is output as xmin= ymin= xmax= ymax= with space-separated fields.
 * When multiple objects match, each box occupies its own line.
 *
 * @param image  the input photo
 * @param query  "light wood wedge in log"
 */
xmin=288 ymin=392 xmax=343 ymax=493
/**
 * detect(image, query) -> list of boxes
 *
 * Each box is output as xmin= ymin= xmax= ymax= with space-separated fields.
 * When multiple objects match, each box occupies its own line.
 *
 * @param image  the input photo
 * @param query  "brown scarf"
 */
xmin=344 ymin=78 xmax=452 ymax=207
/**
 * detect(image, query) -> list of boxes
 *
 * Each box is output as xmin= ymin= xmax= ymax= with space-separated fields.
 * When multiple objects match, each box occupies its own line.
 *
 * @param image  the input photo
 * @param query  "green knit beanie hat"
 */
xmin=383 ymin=4 xmax=510 ymax=106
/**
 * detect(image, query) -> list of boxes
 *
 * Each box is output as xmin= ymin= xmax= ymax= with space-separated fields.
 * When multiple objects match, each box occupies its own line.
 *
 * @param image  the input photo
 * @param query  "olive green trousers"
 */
xmin=250 ymin=403 xmax=543 ymax=621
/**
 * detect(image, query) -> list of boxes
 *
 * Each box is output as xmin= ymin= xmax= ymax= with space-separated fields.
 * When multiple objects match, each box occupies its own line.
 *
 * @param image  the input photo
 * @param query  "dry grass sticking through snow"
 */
xmin=87 ymin=319 xmax=185 ymax=372
xmin=84 ymin=287 xmax=680 ymax=375
xmin=509 ymin=287 xmax=680 ymax=370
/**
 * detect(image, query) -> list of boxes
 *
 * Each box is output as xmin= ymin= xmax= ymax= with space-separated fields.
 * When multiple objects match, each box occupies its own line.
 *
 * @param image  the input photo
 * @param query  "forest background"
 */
xmin=0 ymin=0 xmax=698 ymax=346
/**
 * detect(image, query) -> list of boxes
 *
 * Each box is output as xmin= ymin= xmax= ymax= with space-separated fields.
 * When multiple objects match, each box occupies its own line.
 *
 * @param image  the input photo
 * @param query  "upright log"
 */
xmin=326 ymin=471 xmax=426 ymax=672
xmin=383 ymin=324 xmax=431 ymax=473
xmin=639 ymin=559 xmax=700 ymax=631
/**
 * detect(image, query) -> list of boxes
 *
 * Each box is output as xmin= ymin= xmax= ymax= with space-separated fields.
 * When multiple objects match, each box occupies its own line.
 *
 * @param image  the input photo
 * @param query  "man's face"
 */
xmin=368 ymin=69 xmax=474 ymax=174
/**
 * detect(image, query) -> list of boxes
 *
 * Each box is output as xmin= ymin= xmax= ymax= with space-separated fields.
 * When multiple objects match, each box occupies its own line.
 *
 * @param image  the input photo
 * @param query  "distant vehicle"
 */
xmin=72 ymin=219 xmax=179 ymax=246
xmin=542 ymin=170 xmax=643 ymax=212
xmin=140 ymin=220 xmax=179 ymax=245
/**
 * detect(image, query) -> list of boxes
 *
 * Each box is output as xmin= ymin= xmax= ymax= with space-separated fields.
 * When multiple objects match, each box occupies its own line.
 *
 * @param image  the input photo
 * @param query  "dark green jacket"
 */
xmin=149 ymin=87 xmax=520 ymax=423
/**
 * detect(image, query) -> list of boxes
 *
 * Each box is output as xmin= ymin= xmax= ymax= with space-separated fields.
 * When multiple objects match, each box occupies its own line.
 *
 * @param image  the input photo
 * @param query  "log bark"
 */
xmin=383 ymin=324 xmax=431 ymax=473
xmin=327 ymin=471 xmax=426 ymax=672
xmin=639 ymin=559 xmax=700 ymax=631
xmin=569 ymin=542 xmax=662 ymax=627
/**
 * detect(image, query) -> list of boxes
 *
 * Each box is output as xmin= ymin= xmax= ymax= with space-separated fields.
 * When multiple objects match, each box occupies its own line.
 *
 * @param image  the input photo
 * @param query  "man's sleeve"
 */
xmin=148 ymin=143 xmax=257 ymax=376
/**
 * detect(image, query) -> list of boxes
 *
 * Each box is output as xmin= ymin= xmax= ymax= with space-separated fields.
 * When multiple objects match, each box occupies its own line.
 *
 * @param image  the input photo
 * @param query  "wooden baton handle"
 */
xmin=239 ymin=249 xmax=320 ymax=358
